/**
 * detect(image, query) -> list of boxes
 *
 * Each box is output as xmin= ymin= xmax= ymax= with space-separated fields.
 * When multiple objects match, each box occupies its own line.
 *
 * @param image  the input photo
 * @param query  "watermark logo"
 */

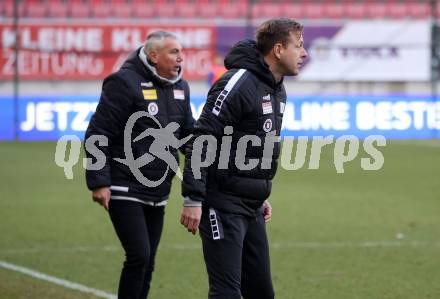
xmin=54 ymin=112 xmax=191 ymax=187
xmin=54 ymin=112 xmax=386 ymax=186
xmin=113 ymin=111 xmax=191 ymax=187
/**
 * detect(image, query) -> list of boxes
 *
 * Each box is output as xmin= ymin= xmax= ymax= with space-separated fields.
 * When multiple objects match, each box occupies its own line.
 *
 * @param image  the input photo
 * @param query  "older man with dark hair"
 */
xmin=180 ymin=19 xmax=308 ymax=299
xmin=85 ymin=30 xmax=194 ymax=299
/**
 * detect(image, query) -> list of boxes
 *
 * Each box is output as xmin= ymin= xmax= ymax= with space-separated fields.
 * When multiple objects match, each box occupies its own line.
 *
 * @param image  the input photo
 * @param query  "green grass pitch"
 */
xmin=0 ymin=140 xmax=439 ymax=299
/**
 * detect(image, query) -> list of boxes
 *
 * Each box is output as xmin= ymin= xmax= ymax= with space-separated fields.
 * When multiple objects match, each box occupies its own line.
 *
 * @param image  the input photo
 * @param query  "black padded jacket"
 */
xmin=85 ymin=47 xmax=194 ymax=204
xmin=182 ymin=39 xmax=287 ymax=216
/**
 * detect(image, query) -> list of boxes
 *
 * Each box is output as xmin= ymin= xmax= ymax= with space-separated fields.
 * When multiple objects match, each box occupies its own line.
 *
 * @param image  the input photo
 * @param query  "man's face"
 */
xmin=279 ymin=32 xmax=308 ymax=76
xmin=149 ymin=37 xmax=183 ymax=80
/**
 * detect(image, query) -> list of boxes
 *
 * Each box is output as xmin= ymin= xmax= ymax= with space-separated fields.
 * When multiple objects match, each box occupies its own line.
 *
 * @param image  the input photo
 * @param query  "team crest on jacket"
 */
xmin=263 ymin=119 xmax=272 ymax=132
xmin=148 ymin=102 xmax=159 ymax=115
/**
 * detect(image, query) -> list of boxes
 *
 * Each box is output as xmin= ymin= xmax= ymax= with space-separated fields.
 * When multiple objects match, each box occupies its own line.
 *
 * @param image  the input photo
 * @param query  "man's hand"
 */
xmin=180 ymin=206 xmax=202 ymax=235
xmin=263 ymin=200 xmax=272 ymax=223
xmin=92 ymin=187 xmax=111 ymax=211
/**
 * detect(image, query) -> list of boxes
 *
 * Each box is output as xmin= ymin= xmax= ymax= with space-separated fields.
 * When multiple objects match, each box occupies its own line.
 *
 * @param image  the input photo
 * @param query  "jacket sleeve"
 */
xmin=181 ymin=70 xmax=253 ymax=203
xmin=179 ymin=80 xmax=196 ymax=155
xmin=84 ymin=73 xmax=134 ymax=191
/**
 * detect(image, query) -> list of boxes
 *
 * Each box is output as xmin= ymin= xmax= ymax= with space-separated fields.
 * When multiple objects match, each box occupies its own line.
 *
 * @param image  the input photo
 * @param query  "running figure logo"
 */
xmin=114 ymin=111 xmax=192 ymax=187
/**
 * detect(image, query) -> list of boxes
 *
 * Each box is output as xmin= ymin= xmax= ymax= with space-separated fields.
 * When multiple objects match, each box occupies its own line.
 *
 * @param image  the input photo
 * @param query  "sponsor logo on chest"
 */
xmin=140 ymin=82 xmax=157 ymax=100
xmin=262 ymin=101 xmax=273 ymax=115
xmin=142 ymin=89 xmax=157 ymax=100
xmin=173 ymin=89 xmax=185 ymax=100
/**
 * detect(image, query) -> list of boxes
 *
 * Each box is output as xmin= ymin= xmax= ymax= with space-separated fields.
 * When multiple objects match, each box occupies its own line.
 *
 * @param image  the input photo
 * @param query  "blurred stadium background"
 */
xmin=1 ymin=1 xmax=440 ymax=298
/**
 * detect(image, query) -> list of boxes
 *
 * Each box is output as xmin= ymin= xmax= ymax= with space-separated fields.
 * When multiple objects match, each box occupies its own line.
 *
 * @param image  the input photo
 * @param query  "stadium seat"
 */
xmin=48 ymin=1 xmax=69 ymax=18
xmin=112 ymin=2 xmax=132 ymax=18
xmin=24 ymin=0 xmax=48 ymax=18
xmin=218 ymin=2 xmax=247 ymax=19
xmin=406 ymin=2 xmax=430 ymax=19
xmin=365 ymin=2 xmax=389 ymax=19
xmin=199 ymin=2 xmax=218 ymax=19
xmin=387 ymin=3 xmax=408 ymax=19
xmin=69 ymin=0 xmax=91 ymax=18
xmin=303 ymin=3 xmax=325 ymax=19
xmin=323 ymin=3 xmax=345 ymax=19
xmin=2 ymin=0 xmax=26 ymax=18
xmin=91 ymin=0 xmax=112 ymax=18
xmin=280 ymin=3 xmax=303 ymax=19
xmin=132 ymin=1 xmax=155 ymax=19
xmin=156 ymin=3 xmax=175 ymax=18
xmin=1 ymin=1 xmax=9 ymax=17
xmin=176 ymin=2 xmax=198 ymax=18
xmin=252 ymin=3 xmax=281 ymax=19
xmin=345 ymin=3 xmax=366 ymax=19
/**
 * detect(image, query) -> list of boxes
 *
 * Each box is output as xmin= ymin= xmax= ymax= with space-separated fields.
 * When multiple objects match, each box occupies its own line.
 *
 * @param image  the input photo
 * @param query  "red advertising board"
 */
xmin=0 ymin=23 xmax=216 ymax=80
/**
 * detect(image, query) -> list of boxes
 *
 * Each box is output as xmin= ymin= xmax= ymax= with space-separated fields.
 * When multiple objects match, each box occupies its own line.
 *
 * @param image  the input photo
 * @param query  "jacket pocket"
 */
xmin=222 ymin=175 xmax=271 ymax=202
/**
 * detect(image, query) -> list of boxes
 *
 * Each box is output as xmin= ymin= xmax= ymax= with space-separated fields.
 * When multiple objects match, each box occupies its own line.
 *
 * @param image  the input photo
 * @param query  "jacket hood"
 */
xmin=120 ymin=47 xmax=182 ymax=85
xmin=224 ymin=39 xmax=279 ymax=88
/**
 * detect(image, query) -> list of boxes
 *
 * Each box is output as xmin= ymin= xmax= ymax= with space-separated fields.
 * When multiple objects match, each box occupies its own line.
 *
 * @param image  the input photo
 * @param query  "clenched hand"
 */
xmin=180 ymin=206 xmax=202 ymax=235
xmin=92 ymin=186 xmax=111 ymax=210
xmin=263 ymin=200 xmax=272 ymax=223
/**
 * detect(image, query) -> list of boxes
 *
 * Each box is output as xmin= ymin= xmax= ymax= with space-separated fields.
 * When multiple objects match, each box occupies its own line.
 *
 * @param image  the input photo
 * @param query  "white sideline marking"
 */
xmin=0 ymin=260 xmax=117 ymax=299
xmin=0 ymin=241 xmax=439 ymax=255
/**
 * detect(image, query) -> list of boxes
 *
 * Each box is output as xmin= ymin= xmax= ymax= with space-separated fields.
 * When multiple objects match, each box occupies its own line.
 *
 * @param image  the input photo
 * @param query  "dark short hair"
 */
xmin=256 ymin=18 xmax=304 ymax=55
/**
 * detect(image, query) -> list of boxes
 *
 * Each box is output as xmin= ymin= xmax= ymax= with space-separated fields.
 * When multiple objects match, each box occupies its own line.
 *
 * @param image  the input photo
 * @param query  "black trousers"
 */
xmin=108 ymin=200 xmax=165 ymax=299
xmin=199 ymin=205 xmax=274 ymax=299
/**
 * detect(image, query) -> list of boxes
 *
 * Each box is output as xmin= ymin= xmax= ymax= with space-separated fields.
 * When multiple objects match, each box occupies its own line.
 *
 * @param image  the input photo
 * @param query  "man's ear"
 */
xmin=148 ymin=50 xmax=158 ymax=64
xmin=273 ymin=43 xmax=283 ymax=60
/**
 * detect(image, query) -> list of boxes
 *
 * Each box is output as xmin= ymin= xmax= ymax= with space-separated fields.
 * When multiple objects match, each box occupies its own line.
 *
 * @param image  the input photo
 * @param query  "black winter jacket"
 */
xmin=85 ymin=47 xmax=194 ymax=204
xmin=182 ymin=39 xmax=287 ymax=216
